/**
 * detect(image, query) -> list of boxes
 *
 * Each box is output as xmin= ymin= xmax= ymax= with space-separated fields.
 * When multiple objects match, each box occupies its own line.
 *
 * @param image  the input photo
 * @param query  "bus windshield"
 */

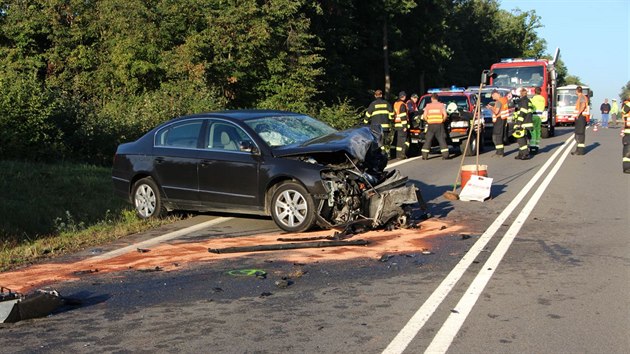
xmin=492 ymin=66 xmax=545 ymax=88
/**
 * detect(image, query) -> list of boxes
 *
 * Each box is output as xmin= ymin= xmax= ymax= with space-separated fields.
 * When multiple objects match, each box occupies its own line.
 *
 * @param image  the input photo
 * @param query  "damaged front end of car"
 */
xmin=276 ymin=126 xmax=424 ymax=231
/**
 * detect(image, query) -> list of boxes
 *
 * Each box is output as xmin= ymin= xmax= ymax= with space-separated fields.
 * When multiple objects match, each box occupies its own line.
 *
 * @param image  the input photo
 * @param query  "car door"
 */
xmin=197 ymin=120 xmax=261 ymax=209
xmin=152 ymin=119 xmax=204 ymax=206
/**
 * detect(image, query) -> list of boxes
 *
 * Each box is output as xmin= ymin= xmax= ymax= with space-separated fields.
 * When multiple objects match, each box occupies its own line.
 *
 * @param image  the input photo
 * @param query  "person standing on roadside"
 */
xmin=610 ymin=98 xmax=619 ymax=127
xmin=600 ymin=98 xmax=611 ymax=128
xmin=571 ymin=86 xmax=589 ymax=155
xmin=406 ymin=93 xmax=420 ymax=125
xmin=364 ymin=89 xmax=394 ymax=153
xmin=621 ymin=95 xmax=630 ymax=173
xmin=421 ymin=93 xmax=450 ymax=160
xmin=392 ymin=91 xmax=409 ymax=159
xmin=513 ymin=87 xmax=533 ymax=160
xmin=487 ymin=89 xmax=509 ymax=157
xmin=530 ymin=86 xmax=546 ymax=153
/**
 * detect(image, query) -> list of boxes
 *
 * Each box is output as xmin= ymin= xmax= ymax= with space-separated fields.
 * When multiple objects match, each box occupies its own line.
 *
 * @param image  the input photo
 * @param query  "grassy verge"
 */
xmin=0 ymin=160 xmax=181 ymax=271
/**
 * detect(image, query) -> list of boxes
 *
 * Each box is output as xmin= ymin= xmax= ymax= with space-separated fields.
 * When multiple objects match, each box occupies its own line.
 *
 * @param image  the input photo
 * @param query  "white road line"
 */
xmin=387 ymin=156 xmax=422 ymax=168
xmin=89 ymin=217 xmax=233 ymax=261
xmin=425 ymin=139 xmax=575 ymax=353
xmin=382 ymin=134 xmax=576 ymax=354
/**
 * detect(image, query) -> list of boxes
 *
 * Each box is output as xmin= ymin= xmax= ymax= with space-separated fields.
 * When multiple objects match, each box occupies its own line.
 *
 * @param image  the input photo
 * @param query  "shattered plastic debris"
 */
xmin=274 ymin=279 xmax=294 ymax=289
xmin=72 ymin=269 xmax=99 ymax=276
xmin=259 ymin=292 xmax=273 ymax=297
xmin=137 ymin=248 xmax=151 ymax=253
xmin=460 ymin=234 xmax=472 ymax=240
xmin=1 ymin=287 xmax=80 ymax=323
xmin=379 ymin=254 xmax=395 ymax=262
xmin=421 ymin=249 xmax=433 ymax=255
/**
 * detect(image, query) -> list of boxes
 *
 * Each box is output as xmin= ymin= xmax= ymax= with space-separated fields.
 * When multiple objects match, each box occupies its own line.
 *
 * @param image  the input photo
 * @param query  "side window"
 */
xmin=155 ymin=121 xmax=203 ymax=148
xmin=206 ymin=122 xmax=253 ymax=152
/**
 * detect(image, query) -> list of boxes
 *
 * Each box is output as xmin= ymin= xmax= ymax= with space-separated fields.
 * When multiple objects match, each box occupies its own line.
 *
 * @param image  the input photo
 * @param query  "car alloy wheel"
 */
xmin=271 ymin=181 xmax=315 ymax=232
xmin=132 ymin=177 xmax=164 ymax=219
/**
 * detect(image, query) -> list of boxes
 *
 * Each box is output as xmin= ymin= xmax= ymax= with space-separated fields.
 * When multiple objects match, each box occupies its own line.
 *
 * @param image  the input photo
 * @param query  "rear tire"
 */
xmin=270 ymin=181 xmax=316 ymax=232
xmin=541 ymin=126 xmax=550 ymax=139
xmin=132 ymin=177 xmax=165 ymax=219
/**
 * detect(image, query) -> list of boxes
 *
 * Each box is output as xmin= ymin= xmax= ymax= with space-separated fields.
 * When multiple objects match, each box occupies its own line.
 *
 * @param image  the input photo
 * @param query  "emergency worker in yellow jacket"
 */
xmin=530 ymin=86 xmax=546 ymax=153
xmin=364 ymin=89 xmax=394 ymax=152
xmin=621 ymin=96 xmax=630 ymax=173
xmin=421 ymin=93 xmax=450 ymax=160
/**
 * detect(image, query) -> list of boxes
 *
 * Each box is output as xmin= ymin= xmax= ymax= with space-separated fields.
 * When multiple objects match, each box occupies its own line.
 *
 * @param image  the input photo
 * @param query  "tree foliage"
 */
xmin=619 ymin=81 xmax=630 ymax=102
xmin=0 ymin=0 xmax=565 ymax=164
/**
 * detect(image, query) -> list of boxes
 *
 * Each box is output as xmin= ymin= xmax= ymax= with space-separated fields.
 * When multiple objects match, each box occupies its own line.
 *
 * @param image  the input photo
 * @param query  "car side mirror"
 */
xmin=239 ymin=140 xmax=260 ymax=155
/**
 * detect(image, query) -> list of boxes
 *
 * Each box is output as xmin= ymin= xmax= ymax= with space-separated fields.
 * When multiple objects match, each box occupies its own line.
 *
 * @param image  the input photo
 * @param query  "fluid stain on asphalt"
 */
xmin=0 ymin=220 xmax=461 ymax=292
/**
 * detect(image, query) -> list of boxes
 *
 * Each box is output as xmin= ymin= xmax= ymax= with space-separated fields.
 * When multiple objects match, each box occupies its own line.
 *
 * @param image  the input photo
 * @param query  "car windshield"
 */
xmin=245 ymin=115 xmax=337 ymax=147
xmin=492 ymin=66 xmax=545 ymax=88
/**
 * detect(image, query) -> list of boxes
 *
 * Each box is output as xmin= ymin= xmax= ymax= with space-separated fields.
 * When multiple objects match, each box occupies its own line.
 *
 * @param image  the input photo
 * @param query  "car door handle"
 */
xmin=154 ymin=157 xmax=165 ymax=164
xmin=200 ymin=159 xmax=212 ymax=167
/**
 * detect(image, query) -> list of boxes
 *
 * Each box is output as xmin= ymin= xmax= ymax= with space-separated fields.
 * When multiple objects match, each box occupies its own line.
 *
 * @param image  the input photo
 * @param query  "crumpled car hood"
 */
xmin=272 ymin=126 xmax=380 ymax=162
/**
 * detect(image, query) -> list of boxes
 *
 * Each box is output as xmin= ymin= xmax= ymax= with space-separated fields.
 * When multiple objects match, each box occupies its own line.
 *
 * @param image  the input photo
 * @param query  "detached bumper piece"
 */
xmin=1 ymin=287 xmax=69 ymax=323
xmin=368 ymin=171 xmax=418 ymax=227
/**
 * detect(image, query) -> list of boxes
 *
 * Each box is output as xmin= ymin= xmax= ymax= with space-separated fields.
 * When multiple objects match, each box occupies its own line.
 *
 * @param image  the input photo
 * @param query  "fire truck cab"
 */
xmin=490 ymin=49 xmax=560 ymax=139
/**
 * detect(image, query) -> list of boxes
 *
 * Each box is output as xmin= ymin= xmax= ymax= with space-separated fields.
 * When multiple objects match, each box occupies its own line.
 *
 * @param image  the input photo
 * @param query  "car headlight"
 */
xmin=451 ymin=121 xmax=469 ymax=128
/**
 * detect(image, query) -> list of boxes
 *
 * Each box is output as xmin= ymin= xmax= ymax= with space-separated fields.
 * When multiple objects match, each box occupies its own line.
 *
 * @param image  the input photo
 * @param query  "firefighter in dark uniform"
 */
xmin=391 ymin=91 xmax=409 ymax=159
xmin=513 ymin=87 xmax=533 ymax=160
xmin=621 ymin=95 xmax=630 ymax=173
xmin=421 ymin=93 xmax=450 ymax=160
xmin=364 ymin=89 xmax=394 ymax=153
xmin=571 ymin=86 xmax=589 ymax=155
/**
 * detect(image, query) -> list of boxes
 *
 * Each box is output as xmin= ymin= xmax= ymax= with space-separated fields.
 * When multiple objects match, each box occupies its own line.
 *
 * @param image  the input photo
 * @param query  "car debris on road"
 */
xmin=1 ymin=286 xmax=80 ymax=323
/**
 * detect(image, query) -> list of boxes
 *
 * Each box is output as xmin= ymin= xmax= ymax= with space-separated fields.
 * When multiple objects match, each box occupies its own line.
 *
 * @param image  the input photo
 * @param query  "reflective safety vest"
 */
xmin=494 ymin=97 xmax=510 ymax=122
xmin=623 ymin=100 xmax=630 ymax=135
xmin=424 ymin=102 xmax=446 ymax=124
xmin=575 ymin=94 xmax=588 ymax=116
xmin=393 ymin=99 xmax=408 ymax=128
xmin=531 ymin=94 xmax=545 ymax=116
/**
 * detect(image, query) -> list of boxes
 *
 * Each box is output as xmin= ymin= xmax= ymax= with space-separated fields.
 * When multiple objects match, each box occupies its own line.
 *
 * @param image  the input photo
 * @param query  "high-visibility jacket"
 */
xmin=424 ymin=102 xmax=446 ymax=124
xmin=492 ymin=97 xmax=510 ymax=122
xmin=575 ymin=93 xmax=588 ymax=116
xmin=622 ymin=100 xmax=630 ymax=135
xmin=516 ymin=96 xmax=533 ymax=129
xmin=393 ymin=99 xmax=408 ymax=128
xmin=610 ymin=101 xmax=619 ymax=114
xmin=531 ymin=94 xmax=545 ymax=116
xmin=364 ymin=98 xmax=394 ymax=129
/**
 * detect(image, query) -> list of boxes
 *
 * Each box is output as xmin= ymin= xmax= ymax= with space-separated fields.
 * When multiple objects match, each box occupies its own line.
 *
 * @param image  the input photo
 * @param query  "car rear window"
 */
xmin=155 ymin=120 xmax=203 ymax=148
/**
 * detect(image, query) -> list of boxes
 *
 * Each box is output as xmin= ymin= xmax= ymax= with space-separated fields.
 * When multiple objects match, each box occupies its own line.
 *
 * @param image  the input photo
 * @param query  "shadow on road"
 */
xmin=584 ymin=142 xmax=601 ymax=154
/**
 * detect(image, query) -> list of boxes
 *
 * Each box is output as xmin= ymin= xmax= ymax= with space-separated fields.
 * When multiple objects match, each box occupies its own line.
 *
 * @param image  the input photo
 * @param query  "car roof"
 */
xmin=174 ymin=109 xmax=303 ymax=121
xmin=420 ymin=91 xmax=472 ymax=98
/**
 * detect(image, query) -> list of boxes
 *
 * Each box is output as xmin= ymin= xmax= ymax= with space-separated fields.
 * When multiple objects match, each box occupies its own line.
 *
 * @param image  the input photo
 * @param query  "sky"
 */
xmin=499 ymin=0 xmax=629 ymax=112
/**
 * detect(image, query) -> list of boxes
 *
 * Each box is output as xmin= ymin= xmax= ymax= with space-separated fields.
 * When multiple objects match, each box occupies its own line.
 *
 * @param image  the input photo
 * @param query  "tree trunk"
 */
xmin=383 ymin=18 xmax=390 ymax=97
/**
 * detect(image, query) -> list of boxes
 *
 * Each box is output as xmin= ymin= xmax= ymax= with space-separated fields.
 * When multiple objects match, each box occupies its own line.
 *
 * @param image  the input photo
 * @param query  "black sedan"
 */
xmin=112 ymin=110 xmax=418 ymax=232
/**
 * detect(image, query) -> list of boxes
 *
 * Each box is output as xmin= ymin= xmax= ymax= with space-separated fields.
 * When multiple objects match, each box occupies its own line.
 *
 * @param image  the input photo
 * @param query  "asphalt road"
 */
xmin=1 ymin=126 xmax=628 ymax=354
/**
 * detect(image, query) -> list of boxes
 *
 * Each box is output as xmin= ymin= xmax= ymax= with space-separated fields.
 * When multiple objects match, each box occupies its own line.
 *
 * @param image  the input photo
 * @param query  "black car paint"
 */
xmin=112 ymin=111 xmax=357 ymax=217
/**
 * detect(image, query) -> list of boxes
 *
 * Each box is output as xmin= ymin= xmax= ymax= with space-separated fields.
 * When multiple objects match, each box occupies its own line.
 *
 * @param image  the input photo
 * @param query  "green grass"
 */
xmin=0 ymin=160 xmax=180 ymax=271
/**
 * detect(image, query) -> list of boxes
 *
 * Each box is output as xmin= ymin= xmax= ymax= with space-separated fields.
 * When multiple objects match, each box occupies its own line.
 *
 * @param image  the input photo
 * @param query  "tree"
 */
xmin=620 ymin=81 xmax=630 ymax=102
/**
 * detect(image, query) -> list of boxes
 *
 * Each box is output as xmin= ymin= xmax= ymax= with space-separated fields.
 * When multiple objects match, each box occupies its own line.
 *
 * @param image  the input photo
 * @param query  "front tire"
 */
xmin=271 ymin=181 xmax=316 ymax=233
xmin=132 ymin=177 xmax=165 ymax=219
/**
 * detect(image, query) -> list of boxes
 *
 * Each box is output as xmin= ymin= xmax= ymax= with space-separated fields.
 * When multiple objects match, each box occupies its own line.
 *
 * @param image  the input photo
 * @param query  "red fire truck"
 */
xmin=490 ymin=48 xmax=560 ymax=138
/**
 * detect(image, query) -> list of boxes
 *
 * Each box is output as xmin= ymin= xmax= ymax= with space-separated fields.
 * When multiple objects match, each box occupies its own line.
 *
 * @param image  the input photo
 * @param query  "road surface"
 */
xmin=1 ymin=126 xmax=628 ymax=354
